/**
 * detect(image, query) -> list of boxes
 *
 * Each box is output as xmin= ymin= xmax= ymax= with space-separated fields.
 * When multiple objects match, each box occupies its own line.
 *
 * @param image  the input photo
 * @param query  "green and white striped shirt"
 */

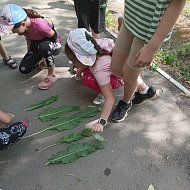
xmin=124 ymin=0 xmax=172 ymax=43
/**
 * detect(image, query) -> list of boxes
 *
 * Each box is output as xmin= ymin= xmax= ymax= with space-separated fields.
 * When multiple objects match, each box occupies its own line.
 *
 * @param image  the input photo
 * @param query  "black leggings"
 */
xmin=19 ymin=40 xmax=62 ymax=74
xmin=0 ymin=121 xmax=27 ymax=151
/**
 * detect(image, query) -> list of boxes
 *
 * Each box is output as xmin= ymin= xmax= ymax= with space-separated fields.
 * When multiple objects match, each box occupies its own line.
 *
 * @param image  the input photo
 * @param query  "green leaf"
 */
xmin=48 ymin=107 xmax=100 ymax=132
xmin=45 ymin=142 xmax=103 ymax=165
xmin=60 ymin=128 xmax=104 ymax=143
xmin=80 ymin=128 xmax=94 ymax=137
xmin=59 ymin=132 xmax=82 ymax=143
xmin=92 ymin=133 xmax=104 ymax=143
xmin=25 ymin=107 xmax=100 ymax=138
xmin=25 ymin=95 xmax=59 ymax=111
xmin=37 ymin=105 xmax=80 ymax=122
xmin=150 ymin=63 xmax=158 ymax=71
xmin=39 ymin=128 xmax=104 ymax=152
xmin=147 ymin=184 xmax=155 ymax=190
xmin=81 ymin=128 xmax=104 ymax=142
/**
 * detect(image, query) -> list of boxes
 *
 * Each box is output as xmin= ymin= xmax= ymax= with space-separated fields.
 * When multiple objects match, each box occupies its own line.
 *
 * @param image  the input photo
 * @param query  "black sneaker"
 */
xmin=111 ymin=100 xmax=132 ymax=122
xmin=132 ymin=86 xmax=160 ymax=105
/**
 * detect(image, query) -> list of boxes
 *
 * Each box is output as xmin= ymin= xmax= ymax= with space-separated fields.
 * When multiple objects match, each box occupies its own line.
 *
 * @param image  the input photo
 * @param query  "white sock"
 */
xmin=139 ymin=86 xmax=149 ymax=94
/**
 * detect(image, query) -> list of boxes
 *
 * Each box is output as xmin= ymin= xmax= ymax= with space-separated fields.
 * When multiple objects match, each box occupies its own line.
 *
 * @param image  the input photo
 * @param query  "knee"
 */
xmin=38 ymin=41 xmax=51 ymax=57
xmin=123 ymin=69 xmax=139 ymax=86
xmin=19 ymin=64 xmax=30 ymax=74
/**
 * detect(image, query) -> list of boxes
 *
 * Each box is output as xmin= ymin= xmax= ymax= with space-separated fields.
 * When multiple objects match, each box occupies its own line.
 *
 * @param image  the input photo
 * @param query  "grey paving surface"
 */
xmin=0 ymin=1 xmax=190 ymax=190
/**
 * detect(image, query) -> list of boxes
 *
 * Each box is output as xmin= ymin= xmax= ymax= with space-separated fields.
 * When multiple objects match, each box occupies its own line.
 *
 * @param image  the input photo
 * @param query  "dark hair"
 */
xmin=13 ymin=8 xmax=44 ymax=29
xmin=65 ymin=42 xmax=78 ymax=63
xmin=65 ymin=43 xmax=87 ymax=69
xmin=85 ymin=31 xmax=112 ymax=56
xmin=23 ymin=8 xmax=44 ymax=18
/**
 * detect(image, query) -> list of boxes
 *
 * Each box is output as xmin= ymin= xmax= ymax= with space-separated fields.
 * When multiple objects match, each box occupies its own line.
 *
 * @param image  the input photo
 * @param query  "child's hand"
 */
xmin=76 ymin=68 xmax=84 ymax=76
xmin=135 ymin=45 xmax=155 ymax=68
xmin=0 ymin=111 xmax=15 ymax=124
xmin=7 ymin=113 xmax=15 ymax=120
xmin=91 ymin=123 xmax=104 ymax=132
xmin=85 ymin=119 xmax=104 ymax=132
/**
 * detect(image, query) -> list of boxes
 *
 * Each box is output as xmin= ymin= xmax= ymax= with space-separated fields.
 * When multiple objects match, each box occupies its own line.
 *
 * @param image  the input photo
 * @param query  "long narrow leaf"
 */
xmin=37 ymin=105 xmax=80 ymax=122
xmin=45 ymin=142 xmax=104 ymax=165
xmin=25 ymin=95 xmax=59 ymax=111
xmin=25 ymin=107 xmax=100 ymax=138
xmin=39 ymin=128 xmax=104 ymax=152
xmin=48 ymin=107 xmax=100 ymax=132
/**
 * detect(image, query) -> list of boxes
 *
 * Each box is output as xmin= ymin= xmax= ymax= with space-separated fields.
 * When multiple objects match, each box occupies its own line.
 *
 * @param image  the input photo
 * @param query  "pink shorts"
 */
xmin=82 ymin=68 xmax=122 ymax=93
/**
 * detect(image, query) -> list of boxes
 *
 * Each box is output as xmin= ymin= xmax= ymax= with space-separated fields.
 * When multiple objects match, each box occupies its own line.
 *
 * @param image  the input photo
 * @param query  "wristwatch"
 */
xmin=98 ymin=118 xmax=107 ymax=126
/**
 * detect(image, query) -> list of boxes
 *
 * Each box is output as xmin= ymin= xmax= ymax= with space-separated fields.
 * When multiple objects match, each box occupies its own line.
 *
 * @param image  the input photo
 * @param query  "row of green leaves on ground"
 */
xmin=25 ymin=95 xmax=104 ymax=165
xmin=26 ymin=96 xmax=157 ymax=188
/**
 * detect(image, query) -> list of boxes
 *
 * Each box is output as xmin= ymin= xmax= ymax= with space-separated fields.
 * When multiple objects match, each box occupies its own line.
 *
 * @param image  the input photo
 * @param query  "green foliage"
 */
xmin=25 ymin=107 xmax=100 ymax=138
xmin=59 ymin=128 xmax=100 ymax=143
xmin=40 ymin=128 xmax=104 ymax=152
xmin=182 ymin=1 xmax=190 ymax=17
xmin=162 ymin=52 xmax=177 ymax=65
xmin=156 ymin=46 xmax=190 ymax=84
xmin=45 ymin=142 xmax=104 ymax=165
xmin=37 ymin=105 xmax=80 ymax=122
xmin=179 ymin=64 xmax=190 ymax=81
xmin=92 ymin=133 xmax=105 ymax=143
xmin=177 ymin=42 xmax=190 ymax=58
xmin=60 ymin=132 xmax=83 ymax=143
xmin=156 ymin=48 xmax=178 ymax=68
xmin=25 ymin=95 xmax=59 ymax=111
xmin=48 ymin=107 xmax=100 ymax=132
xmin=150 ymin=63 xmax=159 ymax=71
xmin=105 ymin=10 xmax=117 ymax=29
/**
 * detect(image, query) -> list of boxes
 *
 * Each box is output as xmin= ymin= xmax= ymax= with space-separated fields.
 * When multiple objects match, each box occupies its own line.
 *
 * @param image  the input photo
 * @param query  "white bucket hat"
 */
xmin=67 ymin=28 xmax=97 ymax=66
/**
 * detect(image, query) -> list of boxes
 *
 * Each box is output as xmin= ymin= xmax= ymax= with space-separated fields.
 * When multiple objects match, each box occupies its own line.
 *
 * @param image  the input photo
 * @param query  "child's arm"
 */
xmin=0 ymin=111 xmax=15 ymax=124
xmin=135 ymin=0 xmax=186 ymax=67
xmin=89 ymin=83 xmax=115 ymax=132
xmin=76 ymin=67 xmax=86 ymax=77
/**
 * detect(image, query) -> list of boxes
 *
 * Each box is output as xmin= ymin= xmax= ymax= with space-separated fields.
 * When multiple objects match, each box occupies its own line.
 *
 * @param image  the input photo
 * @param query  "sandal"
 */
xmin=38 ymin=75 xmax=58 ymax=90
xmin=3 ymin=56 xmax=17 ymax=69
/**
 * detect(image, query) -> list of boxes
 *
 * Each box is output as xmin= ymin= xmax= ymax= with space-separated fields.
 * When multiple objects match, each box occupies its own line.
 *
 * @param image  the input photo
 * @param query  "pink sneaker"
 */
xmin=38 ymin=75 xmax=58 ymax=90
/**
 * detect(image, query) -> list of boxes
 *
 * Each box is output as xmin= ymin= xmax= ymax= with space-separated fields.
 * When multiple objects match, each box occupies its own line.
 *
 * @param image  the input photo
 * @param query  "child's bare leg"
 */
xmin=92 ymin=30 xmax=99 ymax=39
xmin=47 ymin=65 xmax=56 ymax=77
xmin=0 ymin=41 xmax=8 ymax=58
xmin=137 ymin=76 xmax=148 ymax=91
xmin=118 ymin=17 xmax=123 ymax=31
xmin=0 ymin=41 xmax=17 ymax=69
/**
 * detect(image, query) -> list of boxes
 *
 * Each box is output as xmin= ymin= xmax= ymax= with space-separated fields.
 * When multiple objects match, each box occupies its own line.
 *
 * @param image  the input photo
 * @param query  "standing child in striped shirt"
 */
xmin=110 ymin=0 xmax=186 ymax=122
xmin=0 ymin=4 xmax=62 ymax=90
